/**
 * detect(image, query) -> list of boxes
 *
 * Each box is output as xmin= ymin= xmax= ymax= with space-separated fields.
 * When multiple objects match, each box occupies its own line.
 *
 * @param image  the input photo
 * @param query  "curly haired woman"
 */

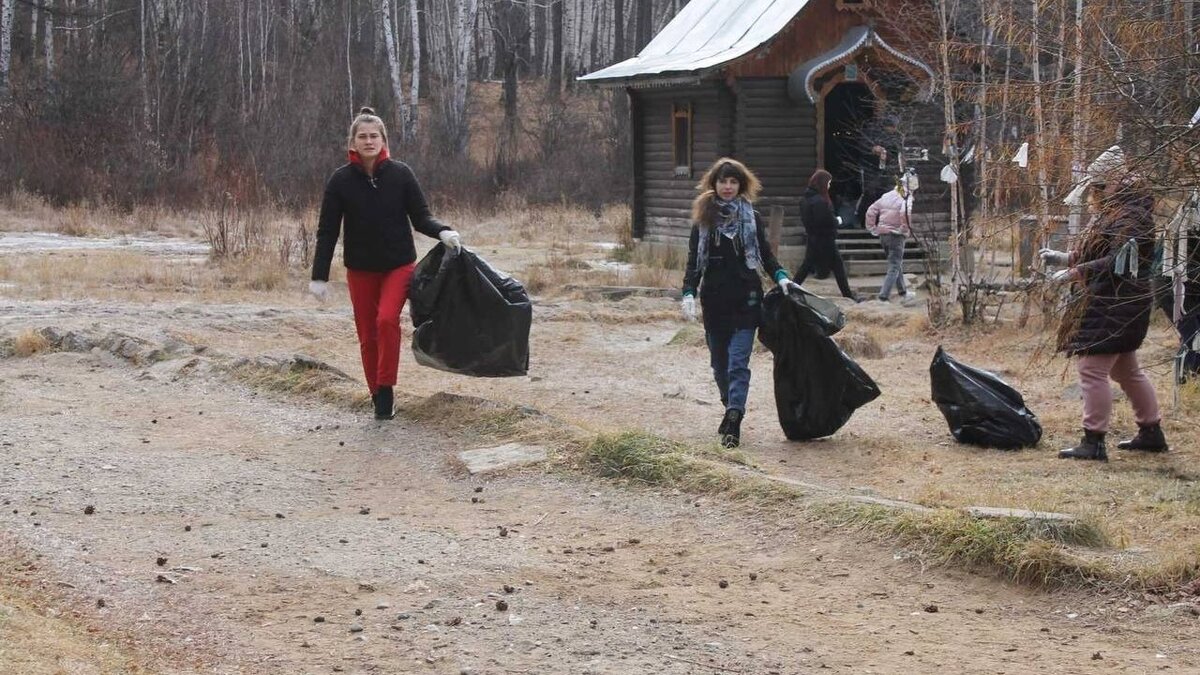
xmin=681 ymin=157 xmax=798 ymax=448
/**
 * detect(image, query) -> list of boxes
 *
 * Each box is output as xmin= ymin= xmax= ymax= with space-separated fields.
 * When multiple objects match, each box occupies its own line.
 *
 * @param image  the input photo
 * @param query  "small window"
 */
xmin=672 ymin=103 xmax=693 ymax=178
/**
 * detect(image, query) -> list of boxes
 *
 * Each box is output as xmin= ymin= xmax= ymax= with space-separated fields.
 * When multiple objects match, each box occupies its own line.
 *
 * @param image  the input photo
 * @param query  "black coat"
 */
xmin=1058 ymin=185 xmax=1156 ymax=356
xmin=799 ymin=187 xmax=838 ymax=240
xmin=682 ymin=200 xmax=786 ymax=332
xmin=312 ymin=159 xmax=447 ymax=281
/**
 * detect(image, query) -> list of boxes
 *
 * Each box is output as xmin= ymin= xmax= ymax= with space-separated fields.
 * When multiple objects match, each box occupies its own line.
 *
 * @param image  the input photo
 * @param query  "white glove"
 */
xmin=439 ymin=230 xmax=462 ymax=250
xmin=777 ymin=278 xmax=799 ymax=294
xmin=1039 ymin=248 xmax=1069 ymax=267
xmin=681 ymin=295 xmax=697 ymax=322
xmin=1050 ymin=268 xmax=1073 ymax=283
xmin=308 ymin=280 xmax=329 ymax=300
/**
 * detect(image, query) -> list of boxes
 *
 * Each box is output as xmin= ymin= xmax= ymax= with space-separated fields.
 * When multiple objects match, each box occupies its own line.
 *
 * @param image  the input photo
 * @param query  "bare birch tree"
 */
xmin=441 ymin=0 xmax=479 ymax=156
xmin=404 ymin=0 xmax=422 ymax=144
xmin=380 ymin=0 xmax=409 ymax=146
xmin=0 ymin=0 xmax=15 ymax=100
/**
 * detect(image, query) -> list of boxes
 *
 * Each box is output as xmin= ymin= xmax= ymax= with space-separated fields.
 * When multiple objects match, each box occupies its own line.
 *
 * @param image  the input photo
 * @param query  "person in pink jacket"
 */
xmin=865 ymin=172 xmax=919 ymax=303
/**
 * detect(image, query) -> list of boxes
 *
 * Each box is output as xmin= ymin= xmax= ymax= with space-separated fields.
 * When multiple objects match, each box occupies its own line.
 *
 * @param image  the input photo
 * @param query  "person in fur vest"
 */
xmin=681 ymin=158 xmax=798 ymax=448
xmin=1040 ymin=175 xmax=1168 ymax=461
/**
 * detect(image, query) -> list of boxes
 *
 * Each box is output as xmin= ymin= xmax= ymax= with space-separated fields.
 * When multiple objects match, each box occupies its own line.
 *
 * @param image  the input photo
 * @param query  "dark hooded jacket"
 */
xmin=1057 ymin=180 xmax=1157 ymax=356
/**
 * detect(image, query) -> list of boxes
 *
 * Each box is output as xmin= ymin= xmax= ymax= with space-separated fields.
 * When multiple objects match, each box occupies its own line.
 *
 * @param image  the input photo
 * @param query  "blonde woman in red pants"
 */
xmin=310 ymin=107 xmax=462 ymax=420
xmin=1041 ymin=176 xmax=1167 ymax=460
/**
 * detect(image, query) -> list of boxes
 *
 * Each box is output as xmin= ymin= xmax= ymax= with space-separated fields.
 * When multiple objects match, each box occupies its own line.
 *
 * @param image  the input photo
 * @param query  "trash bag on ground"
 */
xmin=408 ymin=244 xmax=531 ymax=377
xmin=929 ymin=346 xmax=1041 ymax=449
xmin=759 ymin=287 xmax=879 ymax=440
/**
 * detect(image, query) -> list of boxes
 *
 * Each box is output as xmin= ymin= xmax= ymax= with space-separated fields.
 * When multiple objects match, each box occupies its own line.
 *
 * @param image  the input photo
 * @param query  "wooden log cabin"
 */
xmin=580 ymin=0 xmax=963 ymax=275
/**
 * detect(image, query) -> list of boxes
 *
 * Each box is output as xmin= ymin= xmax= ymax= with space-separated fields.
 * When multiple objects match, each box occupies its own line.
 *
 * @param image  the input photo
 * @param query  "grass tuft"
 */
xmin=13 ymin=329 xmax=51 ymax=357
xmin=820 ymin=502 xmax=1114 ymax=587
xmin=833 ymin=328 xmax=884 ymax=359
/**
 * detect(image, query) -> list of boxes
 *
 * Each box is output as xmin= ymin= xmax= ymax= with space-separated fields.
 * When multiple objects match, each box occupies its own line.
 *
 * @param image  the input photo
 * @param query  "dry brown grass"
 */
xmin=0 ymin=250 xmax=310 ymax=301
xmin=12 ymin=329 xmax=50 ymax=357
xmin=2 ymin=188 xmax=203 ymax=239
xmin=834 ymin=328 xmax=884 ymax=359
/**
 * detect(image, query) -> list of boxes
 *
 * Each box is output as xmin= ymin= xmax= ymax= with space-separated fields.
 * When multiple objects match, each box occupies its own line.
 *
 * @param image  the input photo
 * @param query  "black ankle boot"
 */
xmin=720 ymin=409 xmax=743 ymax=449
xmin=1117 ymin=422 xmax=1168 ymax=452
xmin=1059 ymin=429 xmax=1107 ymax=461
xmin=374 ymin=386 xmax=395 ymax=420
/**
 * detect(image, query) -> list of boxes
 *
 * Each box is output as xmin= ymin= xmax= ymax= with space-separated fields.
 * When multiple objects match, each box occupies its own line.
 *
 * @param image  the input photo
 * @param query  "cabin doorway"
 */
xmin=822 ymin=81 xmax=876 ymax=228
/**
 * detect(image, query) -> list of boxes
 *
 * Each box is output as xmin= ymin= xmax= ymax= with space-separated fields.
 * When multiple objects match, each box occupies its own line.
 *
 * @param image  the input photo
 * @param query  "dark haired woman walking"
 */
xmin=682 ymin=157 xmax=798 ymax=448
xmin=793 ymin=169 xmax=861 ymax=302
xmin=310 ymin=107 xmax=463 ymax=420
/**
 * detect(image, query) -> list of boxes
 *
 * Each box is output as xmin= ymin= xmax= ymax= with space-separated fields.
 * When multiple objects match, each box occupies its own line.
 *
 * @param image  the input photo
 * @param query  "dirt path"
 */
xmin=3 ymin=312 xmax=1199 ymax=673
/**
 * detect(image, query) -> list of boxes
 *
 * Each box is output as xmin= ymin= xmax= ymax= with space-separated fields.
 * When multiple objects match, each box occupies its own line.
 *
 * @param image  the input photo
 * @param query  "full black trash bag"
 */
xmin=929 ymin=346 xmax=1041 ymax=449
xmin=408 ymin=244 xmax=531 ymax=377
xmin=758 ymin=287 xmax=879 ymax=440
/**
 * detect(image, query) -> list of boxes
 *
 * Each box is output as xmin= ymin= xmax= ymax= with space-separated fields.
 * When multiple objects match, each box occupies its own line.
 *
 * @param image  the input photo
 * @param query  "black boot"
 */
xmin=720 ymin=409 xmax=743 ymax=449
xmin=1116 ymin=422 xmax=1169 ymax=452
xmin=374 ymin=386 xmax=395 ymax=420
xmin=1058 ymin=429 xmax=1107 ymax=461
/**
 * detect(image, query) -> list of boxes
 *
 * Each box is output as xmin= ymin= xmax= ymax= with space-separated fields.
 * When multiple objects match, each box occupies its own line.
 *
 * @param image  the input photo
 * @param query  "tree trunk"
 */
xmin=140 ymin=0 xmax=153 ymax=129
xmin=0 ymin=0 xmax=12 ymax=100
xmin=1030 ymin=0 xmax=1051 ymax=262
xmin=1068 ymin=0 xmax=1086 ymax=239
xmin=635 ymin=0 xmax=652 ymax=51
xmin=380 ymin=0 xmax=407 ymax=146
xmin=533 ymin=0 xmax=546 ymax=76
xmin=613 ymin=0 xmax=625 ymax=61
xmin=445 ymin=0 xmax=479 ymax=156
xmin=404 ymin=0 xmax=421 ymax=144
xmin=345 ymin=0 xmax=354 ymax=117
xmin=493 ymin=0 xmax=529 ymax=186
xmin=43 ymin=0 xmax=54 ymax=77
xmin=936 ymin=0 xmax=965 ymax=319
xmin=547 ymin=0 xmax=562 ymax=99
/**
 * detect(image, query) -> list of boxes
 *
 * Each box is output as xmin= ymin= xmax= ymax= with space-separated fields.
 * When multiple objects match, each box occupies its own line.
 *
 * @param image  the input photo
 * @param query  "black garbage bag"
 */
xmin=408 ymin=244 xmax=531 ymax=377
xmin=759 ymin=287 xmax=879 ymax=440
xmin=929 ymin=346 xmax=1041 ymax=449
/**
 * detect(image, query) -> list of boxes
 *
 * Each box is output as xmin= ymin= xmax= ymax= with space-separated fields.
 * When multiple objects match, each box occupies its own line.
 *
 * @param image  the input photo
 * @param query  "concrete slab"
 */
xmin=458 ymin=443 xmax=548 ymax=475
xmin=962 ymin=506 xmax=1077 ymax=523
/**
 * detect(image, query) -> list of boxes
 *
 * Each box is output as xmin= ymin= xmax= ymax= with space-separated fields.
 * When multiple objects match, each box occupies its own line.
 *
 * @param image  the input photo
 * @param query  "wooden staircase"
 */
xmin=833 ymin=228 xmax=933 ymax=277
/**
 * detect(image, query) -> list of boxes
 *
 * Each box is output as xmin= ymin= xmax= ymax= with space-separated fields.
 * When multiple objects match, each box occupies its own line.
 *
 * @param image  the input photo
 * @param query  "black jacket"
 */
xmin=311 ymin=159 xmax=447 ymax=281
xmin=683 ymin=202 xmax=786 ymax=331
xmin=1058 ymin=184 xmax=1156 ymax=356
xmin=799 ymin=187 xmax=838 ymax=240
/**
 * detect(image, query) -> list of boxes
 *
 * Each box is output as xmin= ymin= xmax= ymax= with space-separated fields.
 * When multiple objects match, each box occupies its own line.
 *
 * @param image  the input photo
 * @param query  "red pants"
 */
xmin=1076 ymin=351 xmax=1161 ymax=433
xmin=346 ymin=264 xmax=415 ymax=394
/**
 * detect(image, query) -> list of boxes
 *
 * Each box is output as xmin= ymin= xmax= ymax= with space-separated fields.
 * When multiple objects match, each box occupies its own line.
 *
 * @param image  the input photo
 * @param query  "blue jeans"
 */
xmin=878 ymin=233 xmax=908 ymax=300
xmin=706 ymin=327 xmax=756 ymax=413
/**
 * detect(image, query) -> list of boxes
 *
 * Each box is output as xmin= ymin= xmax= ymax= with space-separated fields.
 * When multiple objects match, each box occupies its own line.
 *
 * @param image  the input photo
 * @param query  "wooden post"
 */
xmin=768 ymin=205 xmax=785 ymax=253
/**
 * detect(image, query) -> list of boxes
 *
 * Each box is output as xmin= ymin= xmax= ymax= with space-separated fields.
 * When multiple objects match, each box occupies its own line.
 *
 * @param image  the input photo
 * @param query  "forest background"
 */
xmin=0 ymin=0 xmax=1197 ymax=302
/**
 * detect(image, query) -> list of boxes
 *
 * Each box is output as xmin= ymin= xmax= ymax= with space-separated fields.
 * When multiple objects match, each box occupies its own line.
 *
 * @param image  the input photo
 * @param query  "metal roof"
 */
xmin=578 ymin=0 xmax=812 ymax=85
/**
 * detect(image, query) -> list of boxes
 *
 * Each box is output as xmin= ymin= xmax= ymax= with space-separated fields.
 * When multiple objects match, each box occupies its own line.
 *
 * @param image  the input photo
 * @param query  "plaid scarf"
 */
xmin=696 ymin=196 xmax=762 ymax=272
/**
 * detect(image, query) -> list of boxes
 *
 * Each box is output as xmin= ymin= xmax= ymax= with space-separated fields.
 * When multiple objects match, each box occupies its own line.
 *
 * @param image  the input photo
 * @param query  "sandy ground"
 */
xmin=2 ymin=229 xmax=1199 ymax=673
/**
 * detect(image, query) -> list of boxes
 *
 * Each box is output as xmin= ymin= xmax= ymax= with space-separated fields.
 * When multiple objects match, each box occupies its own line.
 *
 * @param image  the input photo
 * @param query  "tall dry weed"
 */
xmin=57 ymin=205 xmax=94 ymax=237
xmin=13 ymin=329 xmax=50 ymax=357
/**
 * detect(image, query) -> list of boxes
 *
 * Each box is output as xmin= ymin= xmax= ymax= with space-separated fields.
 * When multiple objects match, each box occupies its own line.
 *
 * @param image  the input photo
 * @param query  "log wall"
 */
xmin=634 ymin=84 xmax=734 ymax=246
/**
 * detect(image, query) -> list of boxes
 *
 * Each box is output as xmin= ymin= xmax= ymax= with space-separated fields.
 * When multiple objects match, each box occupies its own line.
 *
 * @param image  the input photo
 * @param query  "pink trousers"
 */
xmin=1076 ymin=351 xmax=1161 ymax=433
